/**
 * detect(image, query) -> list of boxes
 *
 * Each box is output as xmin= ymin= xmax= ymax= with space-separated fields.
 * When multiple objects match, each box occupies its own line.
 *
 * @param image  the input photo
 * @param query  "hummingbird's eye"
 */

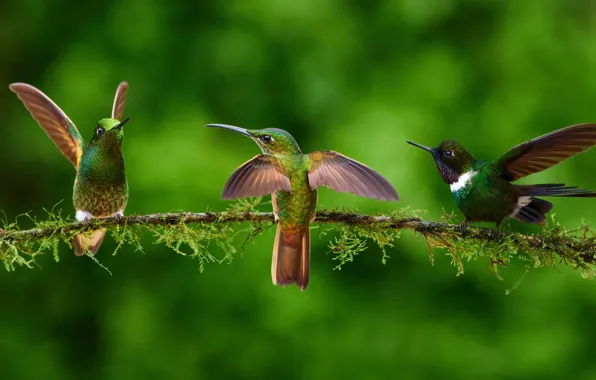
xmin=261 ymin=135 xmax=273 ymax=143
xmin=443 ymin=150 xmax=454 ymax=158
xmin=96 ymin=127 xmax=105 ymax=136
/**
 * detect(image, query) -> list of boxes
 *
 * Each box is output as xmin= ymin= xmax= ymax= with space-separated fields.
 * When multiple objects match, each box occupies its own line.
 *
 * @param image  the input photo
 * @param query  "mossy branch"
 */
xmin=1 ymin=200 xmax=596 ymax=283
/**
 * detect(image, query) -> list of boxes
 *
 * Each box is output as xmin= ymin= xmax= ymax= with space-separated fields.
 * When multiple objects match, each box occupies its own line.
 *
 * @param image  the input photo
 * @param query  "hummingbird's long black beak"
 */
xmin=114 ymin=116 xmax=130 ymax=130
xmin=205 ymin=124 xmax=251 ymax=137
xmin=406 ymin=140 xmax=433 ymax=153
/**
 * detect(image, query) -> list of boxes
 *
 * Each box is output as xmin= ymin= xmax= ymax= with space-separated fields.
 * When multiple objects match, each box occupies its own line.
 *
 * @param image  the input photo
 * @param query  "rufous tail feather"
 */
xmin=74 ymin=229 xmax=106 ymax=256
xmin=271 ymin=224 xmax=310 ymax=290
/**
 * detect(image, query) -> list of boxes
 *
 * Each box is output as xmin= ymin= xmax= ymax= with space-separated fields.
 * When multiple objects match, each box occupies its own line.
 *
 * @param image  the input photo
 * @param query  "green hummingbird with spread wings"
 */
xmin=407 ymin=123 xmax=596 ymax=236
xmin=10 ymin=82 xmax=130 ymax=255
xmin=207 ymin=124 xmax=399 ymax=290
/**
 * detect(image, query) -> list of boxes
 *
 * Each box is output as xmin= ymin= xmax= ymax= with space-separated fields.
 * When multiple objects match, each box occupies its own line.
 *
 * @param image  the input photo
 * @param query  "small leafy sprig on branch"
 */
xmin=0 ymin=200 xmax=595 ymax=281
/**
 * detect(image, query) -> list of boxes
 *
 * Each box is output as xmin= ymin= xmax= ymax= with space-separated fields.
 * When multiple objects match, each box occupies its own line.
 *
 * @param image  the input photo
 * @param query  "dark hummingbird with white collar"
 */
xmin=207 ymin=124 xmax=399 ymax=290
xmin=407 ymin=123 xmax=596 ymax=235
xmin=10 ymin=82 xmax=130 ymax=255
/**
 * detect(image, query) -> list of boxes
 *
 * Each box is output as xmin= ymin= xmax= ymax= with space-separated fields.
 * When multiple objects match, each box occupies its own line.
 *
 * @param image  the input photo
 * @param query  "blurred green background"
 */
xmin=1 ymin=0 xmax=596 ymax=379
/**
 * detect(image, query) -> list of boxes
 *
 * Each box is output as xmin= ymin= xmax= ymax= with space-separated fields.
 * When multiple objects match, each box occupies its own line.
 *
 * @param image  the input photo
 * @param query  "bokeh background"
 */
xmin=1 ymin=0 xmax=596 ymax=379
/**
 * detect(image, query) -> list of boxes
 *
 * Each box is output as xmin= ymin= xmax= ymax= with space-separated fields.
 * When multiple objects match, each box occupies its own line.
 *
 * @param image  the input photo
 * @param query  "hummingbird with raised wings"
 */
xmin=10 ymin=82 xmax=130 ymax=255
xmin=207 ymin=124 xmax=399 ymax=290
xmin=407 ymin=123 xmax=596 ymax=236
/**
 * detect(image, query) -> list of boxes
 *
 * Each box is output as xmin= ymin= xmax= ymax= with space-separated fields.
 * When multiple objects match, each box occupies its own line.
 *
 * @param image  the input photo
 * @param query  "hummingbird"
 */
xmin=9 ymin=82 xmax=130 ymax=255
xmin=206 ymin=124 xmax=399 ymax=290
xmin=407 ymin=123 xmax=596 ymax=235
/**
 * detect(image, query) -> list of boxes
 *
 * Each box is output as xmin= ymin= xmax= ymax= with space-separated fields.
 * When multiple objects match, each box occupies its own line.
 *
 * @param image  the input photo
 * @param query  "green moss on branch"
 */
xmin=0 ymin=203 xmax=595 ymax=280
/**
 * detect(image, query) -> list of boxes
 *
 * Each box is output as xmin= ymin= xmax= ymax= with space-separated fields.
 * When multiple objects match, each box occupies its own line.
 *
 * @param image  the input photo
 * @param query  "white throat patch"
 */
xmin=450 ymin=171 xmax=476 ymax=192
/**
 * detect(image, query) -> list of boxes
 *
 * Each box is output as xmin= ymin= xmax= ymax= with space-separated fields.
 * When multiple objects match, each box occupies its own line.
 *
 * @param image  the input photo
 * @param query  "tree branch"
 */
xmin=1 ymin=209 xmax=595 ymax=277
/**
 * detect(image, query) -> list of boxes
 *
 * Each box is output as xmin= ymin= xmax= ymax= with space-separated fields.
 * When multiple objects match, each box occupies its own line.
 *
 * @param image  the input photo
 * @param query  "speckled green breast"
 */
xmin=274 ymin=155 xmax=317 ymax=229
xmin=73 ymin=181 xmax=128 ymax=217
xmin=73 ymin=153 xmax=128 ymax=217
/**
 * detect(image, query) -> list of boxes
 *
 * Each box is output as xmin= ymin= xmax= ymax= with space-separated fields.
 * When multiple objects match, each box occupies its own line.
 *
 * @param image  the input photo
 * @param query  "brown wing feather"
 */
xmin=9 ymin=83 xmax=83 ymax=168
xmin=222 ymin=155 xmax=292 ymax=199
xmin=307 ymin=151 xmax=399 ymax=201
xmin=496 ymin=123 xmax=596 ymax=181
xmin=111 ymin=82 xmax=129 ymax=121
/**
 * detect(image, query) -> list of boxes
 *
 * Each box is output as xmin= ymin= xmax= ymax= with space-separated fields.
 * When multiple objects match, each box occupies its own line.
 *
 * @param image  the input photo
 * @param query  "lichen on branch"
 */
xmin=0 ymin=199 xmax=595 ymax=281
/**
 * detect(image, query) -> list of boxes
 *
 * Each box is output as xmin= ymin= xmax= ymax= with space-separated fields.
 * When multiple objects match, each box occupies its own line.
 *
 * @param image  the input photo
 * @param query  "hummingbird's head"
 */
xmin=88 ymin=117 xmax=129 ymax=147
xmin=406 ymin=140 xmax=476 ymax=184
xmin=206 ymin=124 xmax=302 ymax=155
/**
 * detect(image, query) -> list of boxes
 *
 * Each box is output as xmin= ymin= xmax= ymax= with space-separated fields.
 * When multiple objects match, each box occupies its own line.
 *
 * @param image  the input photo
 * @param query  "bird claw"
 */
xmin=489 ymin=227 xmax=500 ymax=240
xmin=457 ymin=220 xmax=470 ymax=235
xmin=115 ymin=212 xmax=124 ymax=223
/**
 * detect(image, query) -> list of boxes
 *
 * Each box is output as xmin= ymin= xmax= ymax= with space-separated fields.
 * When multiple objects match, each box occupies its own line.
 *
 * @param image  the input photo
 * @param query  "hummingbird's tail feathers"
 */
xmin=74 ymin=229 xmax=106 ymax=256
xmin=512 ymin=198 xmax=553 ymax=224
xmin=512 ymin=184 xmax=596 ymax=224
xmin=271 ymin=224 xmax=310 ymax=291
xmin=517 ymin=184 xmax=596 ymax=198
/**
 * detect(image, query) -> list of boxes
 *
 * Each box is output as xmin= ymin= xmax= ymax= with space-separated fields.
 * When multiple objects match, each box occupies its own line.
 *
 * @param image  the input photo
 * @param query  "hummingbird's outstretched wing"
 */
xmin=494 ymin=123 xmax=596 ymax=181
xmin=307 ymin=151 xmax=399 ymax=201
xmin=222 ymin=155 xmax=292 ymax=199
xmin=111 ymin=82 xmax=128 ymax=121
xmin=9 ymin=83 xmax=83 ymax=168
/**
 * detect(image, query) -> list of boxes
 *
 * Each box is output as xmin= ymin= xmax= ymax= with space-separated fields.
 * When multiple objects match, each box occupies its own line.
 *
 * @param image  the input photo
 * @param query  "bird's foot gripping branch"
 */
xmin=0 ymin=199 xmax=595 ymax=283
